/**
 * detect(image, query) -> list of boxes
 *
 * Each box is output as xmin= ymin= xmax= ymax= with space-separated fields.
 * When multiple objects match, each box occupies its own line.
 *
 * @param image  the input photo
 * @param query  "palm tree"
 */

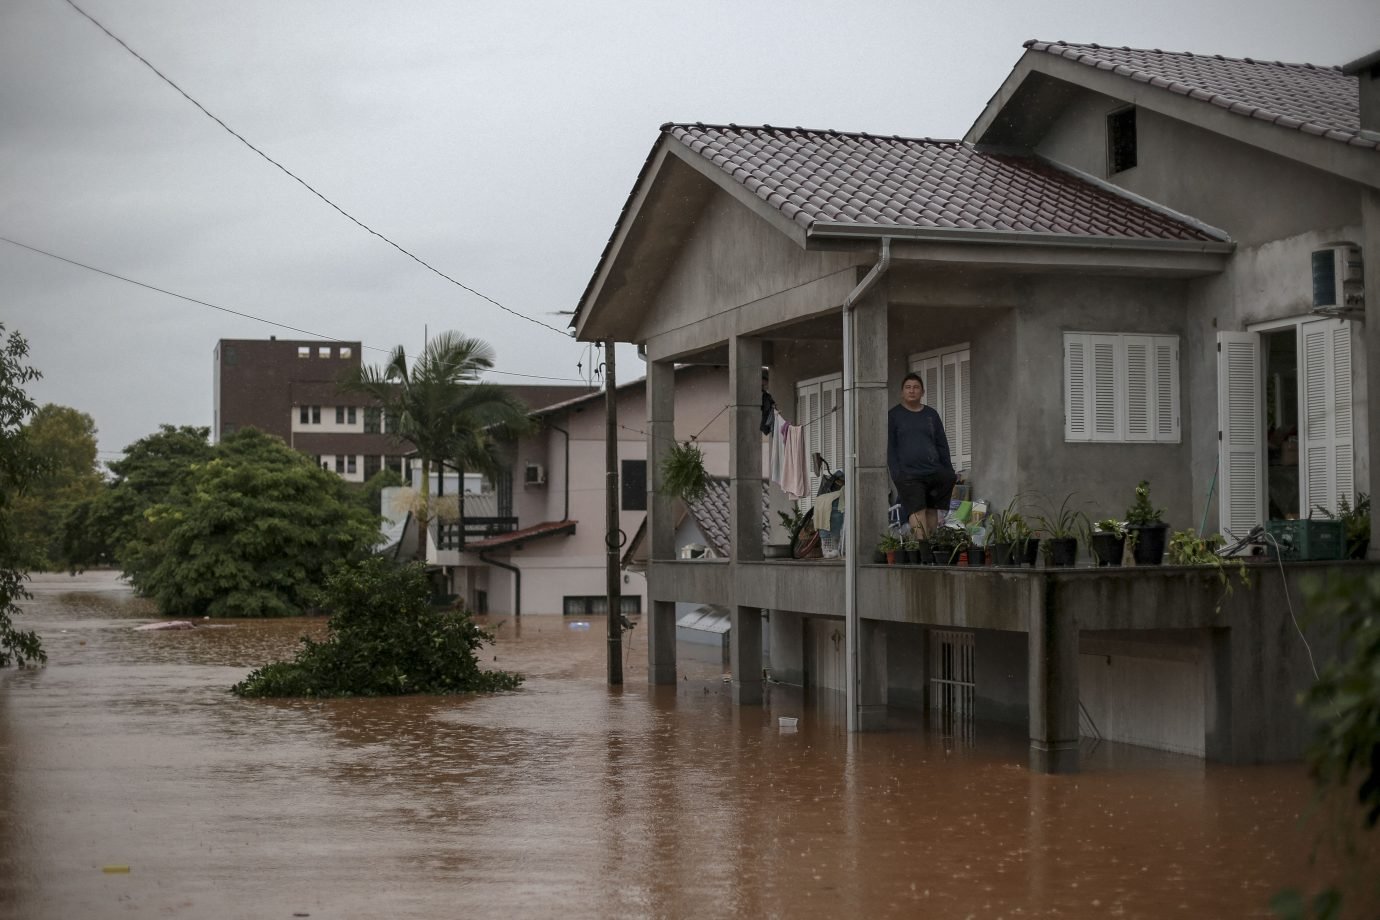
xmin=346 ymin=333 xmax=532 ymax=561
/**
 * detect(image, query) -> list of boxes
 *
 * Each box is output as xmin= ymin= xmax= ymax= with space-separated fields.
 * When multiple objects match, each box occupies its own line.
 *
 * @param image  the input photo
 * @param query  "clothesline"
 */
xmin=614 ymin=401 xmax=840 ymax=449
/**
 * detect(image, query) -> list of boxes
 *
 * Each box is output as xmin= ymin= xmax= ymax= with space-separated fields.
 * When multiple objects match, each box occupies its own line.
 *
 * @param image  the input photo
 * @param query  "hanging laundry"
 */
xmin=768 ymin=409 xmax=788 ymax=490
xmin=781 ymin=420 xmax=808 ymax=498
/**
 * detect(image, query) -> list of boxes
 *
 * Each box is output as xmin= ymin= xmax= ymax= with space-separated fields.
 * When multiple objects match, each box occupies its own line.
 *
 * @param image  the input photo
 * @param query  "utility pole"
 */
xmin=604 ymin=340 xmax=623 ymax=685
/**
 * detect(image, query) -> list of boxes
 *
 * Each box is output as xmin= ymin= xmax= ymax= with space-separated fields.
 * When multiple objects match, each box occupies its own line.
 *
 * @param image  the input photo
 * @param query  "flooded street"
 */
xmin=0 ymin=572 xmax=1358 ymax=919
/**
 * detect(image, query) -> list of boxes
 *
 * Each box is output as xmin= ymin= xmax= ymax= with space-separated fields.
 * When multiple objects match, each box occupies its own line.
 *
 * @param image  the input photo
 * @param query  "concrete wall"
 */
xmin=974 ymin=628 xmax=1028 ymax=726
xmin=1079 ymin=632 xmax=1208 ymax=756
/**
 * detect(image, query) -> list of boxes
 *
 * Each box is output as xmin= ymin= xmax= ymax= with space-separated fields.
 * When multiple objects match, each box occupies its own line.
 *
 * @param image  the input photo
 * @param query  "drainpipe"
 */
xmin=480 ymin=552 xmax=521 ymax=617
xmin=842 ymin=238 xmax=891 ymax=733
xmin=548 ymin=422 xmax=571 ymax=521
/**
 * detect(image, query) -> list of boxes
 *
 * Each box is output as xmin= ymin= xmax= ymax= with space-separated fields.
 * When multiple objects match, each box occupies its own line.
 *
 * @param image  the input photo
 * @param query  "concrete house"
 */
xmin=427 ymin=365 xmax=729 ymax=616
xmin=572 ymin=41 xmax=1380 ymax=772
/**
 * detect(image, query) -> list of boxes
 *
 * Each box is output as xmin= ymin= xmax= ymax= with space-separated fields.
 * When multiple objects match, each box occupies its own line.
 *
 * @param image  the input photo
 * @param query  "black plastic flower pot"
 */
xmin=1130 ymin=523 xmax=1168 ymax=565
xmin=1046 ymin=537 xmax=1078 ymax=567
xmin=917 ymin=544 xmax=935 ymax=565
xmin=1022 ymin=538 xmax=1041 ymax=567
xmin=1090 ymin=533 xmax=1125 ymax=567
xmin=968 ymin=546 xmax=987 ymax=567
xmin=992 ymin=542 xmax=1016 ymax=566
xmin=902 ymin=548 xmax=917 ymax=565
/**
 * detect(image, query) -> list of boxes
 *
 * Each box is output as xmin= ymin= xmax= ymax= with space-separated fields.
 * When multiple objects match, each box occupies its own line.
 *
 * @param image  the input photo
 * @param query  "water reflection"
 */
xmin=0 ymin=572 xmax=1367 ymax=918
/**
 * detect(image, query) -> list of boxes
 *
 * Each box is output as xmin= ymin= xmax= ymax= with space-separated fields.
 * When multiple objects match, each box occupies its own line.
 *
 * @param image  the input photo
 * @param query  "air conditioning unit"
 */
xmin=1311 ymin=245 xmax=1364 ymax=315
xmin=524 ymin=463 xmax=546 ymax=486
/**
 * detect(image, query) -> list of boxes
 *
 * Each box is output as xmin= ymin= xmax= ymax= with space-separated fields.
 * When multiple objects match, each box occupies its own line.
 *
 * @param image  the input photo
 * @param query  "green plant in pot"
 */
xmin=967 ymin=522 xmax=989 ymax=567
xmin=1167 ymin=528 xmax=1250 ymax=612
xmin=1086 ymin=518 xmax=1128 ymax=567
xmin=661 ymin=440 xmax=708 ymax=503
xmin=1035 ymin=493 xmax=1086 ymax=568
xmin=1315 ymin=492 xmax=1371 ymax=560
xmin=1126 ymin=480 xmax=1168 ymax=565
xmin=930 ymin=523 xmax=970 ymax=566
xmin=986 ymin=496 xmax=1027 ymax=567
xmin=878 ymin=532 xmax=901 ymax=565
xmin=903 ymin=535 xmax=924 ymax=565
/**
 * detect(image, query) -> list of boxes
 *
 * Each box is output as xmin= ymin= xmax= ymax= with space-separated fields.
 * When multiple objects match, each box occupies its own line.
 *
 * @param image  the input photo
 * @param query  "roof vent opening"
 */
xmin=1311 ymin=244 xmax=1364 ymax=318
xmin=1107 ymin=107 xmax=1137 ymax=175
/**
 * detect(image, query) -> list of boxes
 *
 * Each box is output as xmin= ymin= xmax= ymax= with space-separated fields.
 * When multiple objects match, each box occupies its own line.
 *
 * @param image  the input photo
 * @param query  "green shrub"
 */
xmin=233 ymin=557 xmax=522 ymax=698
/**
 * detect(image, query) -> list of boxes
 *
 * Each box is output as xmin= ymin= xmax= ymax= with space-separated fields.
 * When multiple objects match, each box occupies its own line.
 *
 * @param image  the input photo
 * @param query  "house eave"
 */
xmin=806 ymin=221 xmax=1235 ymax=255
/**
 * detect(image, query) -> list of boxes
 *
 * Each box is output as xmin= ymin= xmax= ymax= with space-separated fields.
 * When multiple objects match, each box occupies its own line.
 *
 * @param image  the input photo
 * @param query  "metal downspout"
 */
xmin=480 ymin=552 xmax=521 ymax=616
xmin=548 ymin=423 xmax=571 ymax=522
xmin=842 ymin=238 xmax=891 ymax=733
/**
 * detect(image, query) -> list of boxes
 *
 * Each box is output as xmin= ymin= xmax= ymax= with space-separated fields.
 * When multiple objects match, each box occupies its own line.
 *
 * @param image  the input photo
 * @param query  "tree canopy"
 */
xmin=0 ymin=324 xmax=46 ymax=666
xmin=232 ymin=556 xmax=521 ymax=697
xmin=9 ymin=403 xmax=104 ymax=570
xmin=346 ymin=332 xmax=532 ymax=560
xmin=125 ymin=427 xmax=381 ymax=617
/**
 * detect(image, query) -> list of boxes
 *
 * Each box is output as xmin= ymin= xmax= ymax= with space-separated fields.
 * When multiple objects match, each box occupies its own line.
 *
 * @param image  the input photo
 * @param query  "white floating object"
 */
xmin=778 ymin=716 xmax=798 ymax=729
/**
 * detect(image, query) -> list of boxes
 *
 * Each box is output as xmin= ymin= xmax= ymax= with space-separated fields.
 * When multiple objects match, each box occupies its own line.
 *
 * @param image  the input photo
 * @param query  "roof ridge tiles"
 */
xmin=665 ymin=122 xmax=966 ymax=146
xmin=1026 ymin=38 xmax=1344 ymax=72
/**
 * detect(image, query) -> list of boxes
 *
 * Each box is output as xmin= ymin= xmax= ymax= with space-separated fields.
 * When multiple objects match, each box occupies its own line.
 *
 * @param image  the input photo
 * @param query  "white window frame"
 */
xmin=1064 ymin=332 xmax=1180 ymax=444
xmin=908 ymin=344 xmax=972 ymax=473
xmin=795 ymin=372 xmax=843 ymax=510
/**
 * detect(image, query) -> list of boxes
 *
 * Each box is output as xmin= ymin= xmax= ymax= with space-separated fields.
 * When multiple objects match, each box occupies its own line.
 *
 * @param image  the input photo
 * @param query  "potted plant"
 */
xmin=987 ymin=497 xmax=1025 ymax=567
xmin=662 ymin=440 xmax=708 ymax=503
xmin=1167 ymin=528 xmax=1251 ymax=613
xmin=1126 ymin=480 xmax=1168 ymax=566
xmin=1316 ymin=492 xmax=1371 ymax=560
xmin=878 ymin=532 xmax=901 ymax=565
xmin=772 ymin=508 xmax=806 ymax=559
xmin=1035 ymin=493 xmax=1085 ymax=568
xmin=930 ymin=523 xmax=969 ymax=566
xmin=1087 ymin=518 xmax=1127 ymax=567
xmin=967 ymin=522 xmax=989 ymax=567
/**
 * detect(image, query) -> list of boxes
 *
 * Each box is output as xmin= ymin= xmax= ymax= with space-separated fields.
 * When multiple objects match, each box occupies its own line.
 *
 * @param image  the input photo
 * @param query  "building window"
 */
xmin=340 ymin=346 xmax=353 ymax=359
xmin=347 ymin=407 xmax=357 ymax=425
xmin=363 ymin=455 xmax=381 ymax=480
xmin=221 ymin=423 xmax=236 ymax=437
xmin=319 ymin=346 xmax=331 ymax=359
xmin=1107 ymin=107 xmax=1137 ymax=174
xmin=311 ymin=405 xmax=321 ymax=424
xmin=298 ymin=346 xmax=310 ymax=359
xmin=621 ymin=459 xmax=647 ymax=511
xmin=386 ymin=455 xmax=403 ymax=476
xmin=364 ymin=407 xmax=381 ymax=433
xmin=347 ymin=455 xmax=357 ymax=474
xmin=563 ymin=595 xmax=641 ymax=616
xmin=335 ymin=455 xmax=345 ymax=474
xmin=795 ymin=373 xmax=843 ymax=510
xmin=384 ymin=410 xmax=400 ymax=434
xmin=299 ymin=406 xmax=309 ymax=424
xmin=909 ymin=344 xmax=973 ymax=474
xmin=335 ymin=406 xmax=345 ymax=424
xmin=1064 ymin=332 xmax=1180 ymax=443
xmin=223 ymin=345 xmax=237 ymax=366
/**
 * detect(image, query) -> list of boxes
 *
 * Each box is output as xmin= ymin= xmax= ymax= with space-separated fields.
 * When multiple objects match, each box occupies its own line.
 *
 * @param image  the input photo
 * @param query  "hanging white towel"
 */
xmin=768 ymin=409 xmax=788 ymax=489
xmin=782 ymin=421 xmax=808 ymax=498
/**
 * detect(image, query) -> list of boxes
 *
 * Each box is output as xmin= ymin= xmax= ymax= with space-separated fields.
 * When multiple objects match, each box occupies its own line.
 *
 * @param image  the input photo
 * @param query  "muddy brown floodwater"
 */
xmin=0 ymin=571 xmax=1368 ymax=919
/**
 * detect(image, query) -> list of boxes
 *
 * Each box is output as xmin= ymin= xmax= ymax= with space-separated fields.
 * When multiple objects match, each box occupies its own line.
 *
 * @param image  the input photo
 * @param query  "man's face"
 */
xmin=902 ymin=379 xmax=924 ymax=407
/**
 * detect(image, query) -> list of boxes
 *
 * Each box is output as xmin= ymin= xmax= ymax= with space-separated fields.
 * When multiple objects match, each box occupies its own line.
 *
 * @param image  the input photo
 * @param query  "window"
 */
xmin=221 ymin=423 xmax=236 ymax=437
xmin=1064 ymin=333 xmax=1179 ymax=443
xmin=563 ymin=595 xmax=641 ymax=616
xmin=298 ymin=346 xmax=310 ymax=359
xmin=318 ymin=346 xmax=331 ymax=359
xmin=347 ymin=407 xmax=357 ymax=425
xmin=386 ymin=456 xmax=403 ymax=476
xmin=299 ymin=406 xmax=309 ymax=424
xmin=223 ymin=345 xmax=237 ymax=366
xmin=621 ymin=459 xmax=647 ymax=511
xmin=335 ymin=455 xmax=345 ymax=474
xmin=340 ymin=346 xmax=353 ymax=359
xmin=363 ymin=455 xmax=381 ymax=480
xmin=364 ymin=408 xmax=381 ymax=433
xmin=311 ymin=405 xmax=321 ymax=424
xmin=384 ymin=410 xmax=400 ymax=434
xmin=795 ymin=373 xmax=843 ymax=510
xmin=335 ymin=406 xmax=345 ymax=424
xmin=347 ymin=455 xmax=357 ymax=475
xmin=1108 ymin=107 xmax=1137 ymax=174
xmin=908 ymin=344 xmax=972 ymax=473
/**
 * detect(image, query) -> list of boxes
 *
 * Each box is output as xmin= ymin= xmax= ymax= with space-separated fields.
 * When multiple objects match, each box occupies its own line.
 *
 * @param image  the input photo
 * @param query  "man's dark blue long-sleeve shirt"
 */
xmin=887 ymin=403 xmax=952 ymax=484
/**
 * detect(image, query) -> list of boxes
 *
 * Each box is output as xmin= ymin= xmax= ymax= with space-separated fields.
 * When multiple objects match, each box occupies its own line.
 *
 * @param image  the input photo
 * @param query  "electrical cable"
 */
xmin=60 ymin=0 xmax=573 ymax=339
xmin=0 ymin=235 xmax=585 ymax=383
xmin=1262 ymin=532 xmax=1321 ymax=682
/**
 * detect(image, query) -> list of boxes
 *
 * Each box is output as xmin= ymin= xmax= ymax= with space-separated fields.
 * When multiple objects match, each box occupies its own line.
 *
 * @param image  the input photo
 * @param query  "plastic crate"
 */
xmin=1265 ymin=519 xmax=1345 ymax=561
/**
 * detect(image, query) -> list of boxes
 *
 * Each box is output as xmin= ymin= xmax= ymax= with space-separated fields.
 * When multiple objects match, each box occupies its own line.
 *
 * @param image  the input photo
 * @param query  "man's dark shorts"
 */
xmin=897 ymin=471 xmax=957 ymax=515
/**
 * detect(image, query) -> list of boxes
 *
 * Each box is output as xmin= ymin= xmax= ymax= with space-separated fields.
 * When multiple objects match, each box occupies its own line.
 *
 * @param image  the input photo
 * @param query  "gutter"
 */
xmin=841 ymin=237 xmax=891 ymax=734
xmin=806 ymin=221 xmax=1235 ymax=254
xmin=480 ymin=552 xmax=521 ymax=617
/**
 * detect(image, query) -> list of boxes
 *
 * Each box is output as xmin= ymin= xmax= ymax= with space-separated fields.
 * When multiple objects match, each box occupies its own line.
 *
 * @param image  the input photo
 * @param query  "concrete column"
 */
xmin=646 ymin=359 xmax=677 ymax=685
xmin=731 ymin=605 xmax=764 ymax=705
xmin=768 ymin=609 xmax=804 ymax=686
xmin=851 ymin=280 xmax=892 ymax=543
xmin=1027 ymin=577 xmax=1080 ymax=773
xmin=729 ymin=335 xmax=764 ymax=562
xmin=857 ymin=620 xmax=888 ymax=730
xmin=1364 ymin=189 xmax=1380 ymax=559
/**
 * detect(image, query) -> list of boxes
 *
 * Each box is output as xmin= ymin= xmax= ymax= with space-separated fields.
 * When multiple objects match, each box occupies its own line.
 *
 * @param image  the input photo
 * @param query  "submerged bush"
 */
xmin=232 ymin=557 xmax=521 ymax=698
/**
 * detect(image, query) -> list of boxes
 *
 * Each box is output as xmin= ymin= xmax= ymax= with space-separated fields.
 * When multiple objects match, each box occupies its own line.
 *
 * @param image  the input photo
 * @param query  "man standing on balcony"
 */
xmin=888 ymin=373 xmax=956 ymax=540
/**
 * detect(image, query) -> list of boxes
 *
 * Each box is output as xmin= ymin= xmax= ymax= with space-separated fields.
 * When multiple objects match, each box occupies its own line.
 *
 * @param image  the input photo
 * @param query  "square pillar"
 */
xmin=851 ymin=280 xmax=892 ymax=545
xmin=1364 ymin=189 xmax=1380 ymax=558
xmin=857 ymin=620 xmax=888 ymax=730
xmin=731 ymin=605 xmax=764 ymax=705
xmin=646 ymin=359 xmax=677 ymax=685
xmin=729 ymin=335 xmax=764 ymax=562
xmin=1028 ymin=578 xmax=1080 ymax=773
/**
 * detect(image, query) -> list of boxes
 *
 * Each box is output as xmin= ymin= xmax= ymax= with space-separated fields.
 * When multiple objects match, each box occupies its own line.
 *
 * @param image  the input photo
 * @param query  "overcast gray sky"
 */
xmin=2 ymin=0 xmax=1375 ymax=460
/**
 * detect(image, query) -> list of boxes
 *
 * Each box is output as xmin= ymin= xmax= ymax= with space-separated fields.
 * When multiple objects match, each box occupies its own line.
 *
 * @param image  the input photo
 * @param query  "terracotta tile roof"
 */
xmin=1024 ymin=41 xmax=1378 ymax=152
xmin=465 ymin=519 xmax=576 ymax=551
xmin=685 ymin=477 xmax=771 ymax=556
xmin=666 ymin=124 xmax=1221 ymax=241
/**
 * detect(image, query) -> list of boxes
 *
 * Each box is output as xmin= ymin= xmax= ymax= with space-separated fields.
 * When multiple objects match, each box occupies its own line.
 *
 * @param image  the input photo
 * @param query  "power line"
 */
xmin=0 ymin=235 xmax=585 ymax=383
xmin=60 ymin=0 xmax=574 ymax=340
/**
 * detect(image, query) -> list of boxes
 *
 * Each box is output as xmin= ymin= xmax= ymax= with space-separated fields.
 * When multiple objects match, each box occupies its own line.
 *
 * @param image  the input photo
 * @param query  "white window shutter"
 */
xmin=921 ymin=357 xmax=941 ymax=413
xmin=1124 ymin=336 xmax=1152 ymax=441
xmin=1300 ymin=319 xmax=1353 ymax=515
xmin=820 ymin=377 xmax=842 ymax=473
xmin=1065 ymin=334 xmax=1089 ymax=441
xmin=1154 ymin=337 xmax=1180 ymax=442
xmin=1217 ymin=332 xmax=1263 ymax=538
xmin=940 ymin=353 xmax=958 ymax=457
xmin=1090 ymin=335 xmax=1120 ymax=441
xmin=796 ymin=382 xmax=821 ymax=510
xmin=958 ymin=351 xmax=972 ymax=469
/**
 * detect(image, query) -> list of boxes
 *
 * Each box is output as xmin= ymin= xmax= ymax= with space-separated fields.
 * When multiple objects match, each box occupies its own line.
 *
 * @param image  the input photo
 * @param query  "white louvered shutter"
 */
xmin=1217 ymin=332 xmax=1263 ymax=538
xmin=797 ymin=381 xmax=821 ymax=510
xmin=957 ymin=350 xmax=972 ymax=470
xmin=1065 ymin=334 xmax=1089 ymax=441
xmin=1300 ymin=318 xmax=1354 ymax=516
xmin=1091 ymin=334 xmax=1120 ymax=441
xmin=1154 ymin=337 xmax=1180 ymax=442
xmin=1124 ymin=336 xmax=1152 ymax=441
xmin=920 ymin=357 xmax=941 ymax=413
xmin=820 ymin=377 xmax=842 ymax=474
